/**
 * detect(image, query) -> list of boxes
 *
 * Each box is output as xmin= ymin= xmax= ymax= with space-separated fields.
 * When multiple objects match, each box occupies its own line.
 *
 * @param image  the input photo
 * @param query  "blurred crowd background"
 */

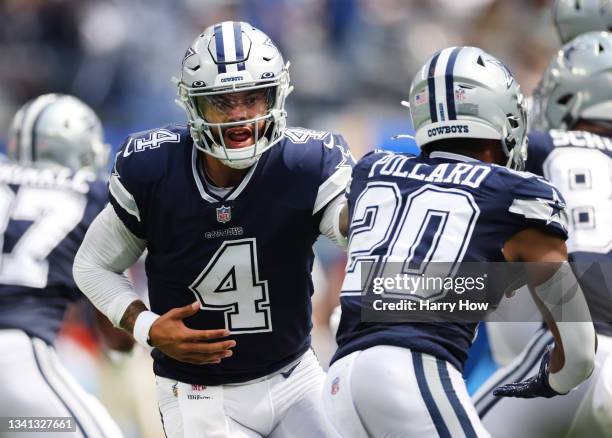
xmin=0 ymin=0 xmax=562 ymax=436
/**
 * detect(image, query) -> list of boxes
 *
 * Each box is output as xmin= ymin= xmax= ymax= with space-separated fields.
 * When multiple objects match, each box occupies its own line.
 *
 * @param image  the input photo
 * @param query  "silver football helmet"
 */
xmin=532 ymin=31 xmax=612 ymax=130
xmin=409 ymin=47 xmax=528 ymax=170
xmin=176 ymin=21 xmax=292 ymax=170
xmin=8 ymin=94 xmax=109 ymax=172
xmin=554 ymin=0 xmax=612 ymax=43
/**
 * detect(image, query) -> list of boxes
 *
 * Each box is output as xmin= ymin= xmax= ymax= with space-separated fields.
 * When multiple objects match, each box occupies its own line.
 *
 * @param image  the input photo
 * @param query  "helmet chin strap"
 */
xmin=504 ymin=139 xmax=527 ymax=171
xmin=207 ymin=134 xmax=270 ymax=170
xmin=219 ymin=155 xmax=259 ymax=170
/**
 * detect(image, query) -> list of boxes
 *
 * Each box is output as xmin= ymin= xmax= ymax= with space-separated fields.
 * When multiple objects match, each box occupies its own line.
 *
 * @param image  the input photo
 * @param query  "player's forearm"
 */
xmin=119 ymin=300 xmax=148 ymax=333
xmin=531 ymin=262 xmax=596 ymax=393
xmin=73 ymin=204 xmax=146 ymax=327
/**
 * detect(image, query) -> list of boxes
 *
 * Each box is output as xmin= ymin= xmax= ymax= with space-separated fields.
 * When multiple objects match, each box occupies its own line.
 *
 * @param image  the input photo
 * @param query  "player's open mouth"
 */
xmin=224 ymin=126 xmax=254 ymax=148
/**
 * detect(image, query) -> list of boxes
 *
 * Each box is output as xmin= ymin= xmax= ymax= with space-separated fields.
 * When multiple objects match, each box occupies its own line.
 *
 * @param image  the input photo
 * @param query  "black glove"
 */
xmin=493 ymin=345 xmax=565 ymax=399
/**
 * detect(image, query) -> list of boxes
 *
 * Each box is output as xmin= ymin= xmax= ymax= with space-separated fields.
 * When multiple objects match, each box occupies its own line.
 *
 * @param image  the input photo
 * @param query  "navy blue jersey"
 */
xmin=0 ymin=163 xmax=107 ymax=343
xmin=333 ymin=150 xmax=567 ymax=371
xmin=527 ymin=130 xmax=612 ymax=335
xmin=109 ymin=125 xmax=353 ymax=385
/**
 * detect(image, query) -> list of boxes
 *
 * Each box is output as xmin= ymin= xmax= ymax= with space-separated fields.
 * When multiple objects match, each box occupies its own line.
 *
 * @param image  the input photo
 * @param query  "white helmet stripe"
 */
xmin=221 ymin=22 xmax=238 ymax=73
xmin=432 ymin=48 xmax=455 ymax=123
xmin=18 ymin=94 xmax=59 ymax=165
xmin=444 ymin=47 xmax=462 ymax=120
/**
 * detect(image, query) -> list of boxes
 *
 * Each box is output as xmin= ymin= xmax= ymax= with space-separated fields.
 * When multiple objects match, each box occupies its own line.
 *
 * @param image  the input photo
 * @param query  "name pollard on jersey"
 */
xmin=109 ymin=124 xmax=354 ymax=385
xmin=527 ymin=129 xmax=612 ymax=336
xmin=0 ymin=163 xmax=107 ymax=343
xmin=333 ymin=150 xmax=568 ymax=372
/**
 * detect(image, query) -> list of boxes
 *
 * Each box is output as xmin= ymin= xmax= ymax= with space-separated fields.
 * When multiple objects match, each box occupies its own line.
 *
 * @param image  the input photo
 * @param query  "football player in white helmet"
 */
xmin=475 ymin=31 xmax=612 ymax=438
xmin=0 ymin=94 xmax=123 ymax=437
xmin=485 ymin=0 xmax=612 ymax=371
xmin=324 ymin=46 xmax=595 ymax=438
xmin=176 ymin=24 xmax=291 ymax=171
xmin=74 ymin=21 xmax=353 ymax=437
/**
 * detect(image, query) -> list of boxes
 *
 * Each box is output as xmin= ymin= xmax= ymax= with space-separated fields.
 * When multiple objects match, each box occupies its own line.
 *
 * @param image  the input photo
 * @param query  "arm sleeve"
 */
xmin=318 ymin=151 xmax=389 ymax=247
xmin=533 ymin=262 xmax=596 ymax=393
xmin=318 ymin=194 xmax=348 ymax=247
xmin=73 ymin=204 xmax=147 ymax=327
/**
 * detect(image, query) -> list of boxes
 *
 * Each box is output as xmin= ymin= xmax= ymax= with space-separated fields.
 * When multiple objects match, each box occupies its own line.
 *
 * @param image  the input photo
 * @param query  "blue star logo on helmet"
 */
xmin=487 ymin=58 xmax=514 ymax=89
xmin=563 ymin=41 xmax=590 ymax=67
xmin=183 ymin=47 xmax=196 ymax=64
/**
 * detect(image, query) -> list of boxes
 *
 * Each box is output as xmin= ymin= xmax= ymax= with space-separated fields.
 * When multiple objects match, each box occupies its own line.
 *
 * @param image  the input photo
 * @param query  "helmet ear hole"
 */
xmin=557 ymin=93 xmax=573 ymax=105
xmin=507 ymin=114 xmax=519 ymax=129
xmin=477 ymin=56 xmax=485 ymax=67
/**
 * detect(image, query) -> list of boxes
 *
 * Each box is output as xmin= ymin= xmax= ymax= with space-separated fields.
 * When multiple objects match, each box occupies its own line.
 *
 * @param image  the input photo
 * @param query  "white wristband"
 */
xmin=133 ymin=310 xmax=160 ymax=350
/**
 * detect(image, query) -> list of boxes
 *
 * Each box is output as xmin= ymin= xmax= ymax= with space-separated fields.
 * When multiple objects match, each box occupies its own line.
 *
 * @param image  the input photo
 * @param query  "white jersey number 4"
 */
xmin=189 ymin=238 xmax=272 ymax=333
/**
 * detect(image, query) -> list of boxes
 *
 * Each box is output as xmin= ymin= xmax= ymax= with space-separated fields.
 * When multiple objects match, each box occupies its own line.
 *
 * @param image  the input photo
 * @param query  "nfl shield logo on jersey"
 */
xmin=216 ymin=206 xmax=231 ymax=223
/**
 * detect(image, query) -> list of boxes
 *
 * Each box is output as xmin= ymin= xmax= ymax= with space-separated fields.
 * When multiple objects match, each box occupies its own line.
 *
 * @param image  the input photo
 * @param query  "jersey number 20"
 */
xmin=343 ymin=182 xmax=480 ymax=299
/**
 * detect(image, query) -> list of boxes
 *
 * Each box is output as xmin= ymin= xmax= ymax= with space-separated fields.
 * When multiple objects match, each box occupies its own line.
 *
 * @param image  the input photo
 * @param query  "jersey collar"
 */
xmin=191 ymin=145 xmax=259 ymax=203
xmin=429 ymin=151 xmax=479 ymax=163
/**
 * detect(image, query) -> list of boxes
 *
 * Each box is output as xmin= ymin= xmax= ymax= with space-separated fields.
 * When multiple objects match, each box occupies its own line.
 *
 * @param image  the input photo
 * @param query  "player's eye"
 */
xmin=214 ymin=97 xmax=233 ymax=110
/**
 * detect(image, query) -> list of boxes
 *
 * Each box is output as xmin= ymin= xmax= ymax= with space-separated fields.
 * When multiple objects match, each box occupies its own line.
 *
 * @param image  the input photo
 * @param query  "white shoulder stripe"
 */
xmin=508 ymin=198 xmax=561 ymax=225
xmin=109 ymin=174 xmax=141 ymax=221
xmin=313 ymin=166 xmax=351 ymax=214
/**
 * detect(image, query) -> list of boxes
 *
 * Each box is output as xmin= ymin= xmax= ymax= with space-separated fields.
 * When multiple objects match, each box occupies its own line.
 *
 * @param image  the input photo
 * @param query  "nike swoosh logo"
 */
xmin=323 ymin=135 xmax=335 ymax=149
xmin=123 ymin=139 xmax=134 ymax=157
xmin=281 ymin=362 xmax=300 ymax=379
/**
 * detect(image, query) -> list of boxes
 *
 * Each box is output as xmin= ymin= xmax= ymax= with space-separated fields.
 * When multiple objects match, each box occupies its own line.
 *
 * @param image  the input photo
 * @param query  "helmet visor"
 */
xmin=195 ymin=87 xmax=276 ymax=122
xmin=194 ymin=87 xmax=277 ymax=150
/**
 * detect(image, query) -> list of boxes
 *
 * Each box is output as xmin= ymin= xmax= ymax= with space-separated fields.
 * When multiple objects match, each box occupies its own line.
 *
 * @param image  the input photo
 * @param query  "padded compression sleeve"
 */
xmin=73 ymin=204 xmax=147 ymax=327
xmin=533 ymin=262 xmax=596 ymax=393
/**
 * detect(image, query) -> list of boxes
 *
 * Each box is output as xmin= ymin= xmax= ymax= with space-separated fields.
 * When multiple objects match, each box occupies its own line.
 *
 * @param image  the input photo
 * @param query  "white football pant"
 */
xmin=323 ymin=345 xmax=490 ymax=438
xmin=0 ymin=329 xmax=123 ymax=438
xmin=156 ymin=349 xmax=330 ymax=437
xmin=474 ymin=327 xmax=612 ymax=438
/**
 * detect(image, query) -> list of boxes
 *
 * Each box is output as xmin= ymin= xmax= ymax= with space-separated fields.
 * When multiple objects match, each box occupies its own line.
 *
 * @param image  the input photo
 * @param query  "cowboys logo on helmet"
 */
xmin=176 ymin=21 xmax=293 ymax=170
